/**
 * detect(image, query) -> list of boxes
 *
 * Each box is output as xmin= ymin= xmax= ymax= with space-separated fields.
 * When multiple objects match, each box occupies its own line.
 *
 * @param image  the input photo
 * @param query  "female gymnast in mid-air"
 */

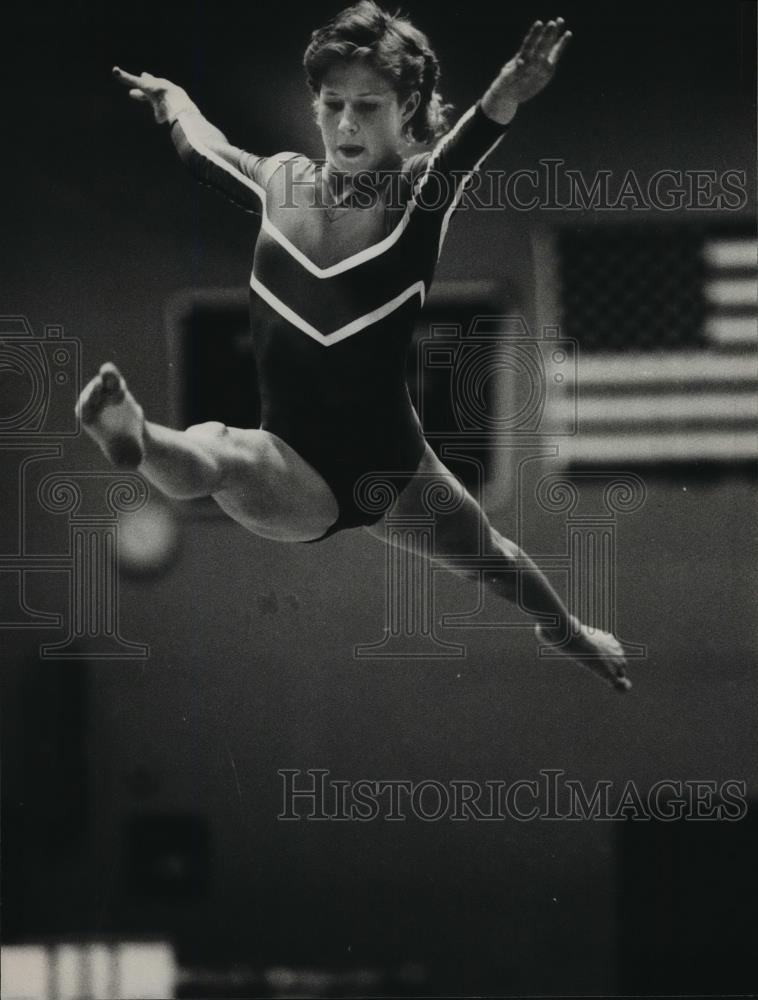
xmin=77 ymin=2 xmax=631 ymax=691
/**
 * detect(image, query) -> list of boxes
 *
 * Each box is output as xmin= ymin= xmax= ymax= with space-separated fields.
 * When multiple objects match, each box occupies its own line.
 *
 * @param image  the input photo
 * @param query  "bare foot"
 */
xmin=75 ymin=362 xmax=145 ymax=468
xmin=535 ymin=615 xmax=632 ymax=692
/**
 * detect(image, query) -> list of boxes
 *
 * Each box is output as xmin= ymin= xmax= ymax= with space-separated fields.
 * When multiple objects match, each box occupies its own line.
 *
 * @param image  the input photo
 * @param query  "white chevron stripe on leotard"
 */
xmin=250 ymin=273 xmax=426 ymax=345
xmin=179 ymin=105 xmax=488 ymax=279
xmin=258 ymin=210 xmax=415 ymax=279
xmin=178 ymin=112 xmax=413 ymax=278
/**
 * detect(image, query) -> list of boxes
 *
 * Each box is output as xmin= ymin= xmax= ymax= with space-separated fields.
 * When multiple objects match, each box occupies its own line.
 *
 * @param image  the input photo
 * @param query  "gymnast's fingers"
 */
xmin=113 ymin=65 xmax=142 ymax=88
xmin=518 ymin=20 xmax=544 ymax=61
xmin=536 ymin=19 xmax=560 ymax=57
xmin=113 ymin=67 xmax=166 ymax=94
xmin=549 ymin=26 xmax=573 ymax=66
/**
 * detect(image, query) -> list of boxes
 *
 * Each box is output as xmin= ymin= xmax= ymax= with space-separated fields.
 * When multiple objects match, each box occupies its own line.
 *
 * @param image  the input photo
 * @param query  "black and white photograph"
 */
xmin=1 ymin=0 xmax=756 ymax=996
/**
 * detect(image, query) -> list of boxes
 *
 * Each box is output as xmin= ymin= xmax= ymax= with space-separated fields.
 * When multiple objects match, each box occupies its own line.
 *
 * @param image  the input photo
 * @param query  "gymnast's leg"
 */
xmin=75 ymin=363 xmax=339 ymax=541
xmin=364 ymin=443 xmax=631 ymax=691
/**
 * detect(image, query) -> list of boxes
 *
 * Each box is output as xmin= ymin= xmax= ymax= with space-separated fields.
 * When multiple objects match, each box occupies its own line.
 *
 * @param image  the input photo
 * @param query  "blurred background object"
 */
xmin=0 ymin=941 xmax=176 ymax=1000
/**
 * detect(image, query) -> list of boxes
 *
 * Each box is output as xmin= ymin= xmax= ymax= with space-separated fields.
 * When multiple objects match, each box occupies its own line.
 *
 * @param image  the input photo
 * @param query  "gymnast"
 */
xmin=76 ymin=2 xmax=631 ymax=690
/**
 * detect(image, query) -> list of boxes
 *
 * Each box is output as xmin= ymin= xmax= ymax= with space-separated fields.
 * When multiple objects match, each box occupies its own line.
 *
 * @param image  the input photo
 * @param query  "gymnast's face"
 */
xmin=316 ymin=59 xmax=419 ymax=175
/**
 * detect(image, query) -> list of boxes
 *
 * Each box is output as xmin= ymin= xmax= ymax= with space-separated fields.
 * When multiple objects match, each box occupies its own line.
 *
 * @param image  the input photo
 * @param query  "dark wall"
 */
xmin=2 ymin=1 xmax=756 ymax=994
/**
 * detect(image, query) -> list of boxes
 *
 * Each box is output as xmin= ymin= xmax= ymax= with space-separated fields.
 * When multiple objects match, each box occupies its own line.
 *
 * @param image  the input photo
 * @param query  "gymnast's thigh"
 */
xmin=190 ymin=423 xmax=339 ymax=540
xmin=362 ymin=441 xmax=490 ymax=557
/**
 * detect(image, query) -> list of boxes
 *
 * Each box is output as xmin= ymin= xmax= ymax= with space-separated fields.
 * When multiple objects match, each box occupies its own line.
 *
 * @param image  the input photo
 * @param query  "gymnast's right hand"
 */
xmin=112 ymin=66 xmax=193 ymax=124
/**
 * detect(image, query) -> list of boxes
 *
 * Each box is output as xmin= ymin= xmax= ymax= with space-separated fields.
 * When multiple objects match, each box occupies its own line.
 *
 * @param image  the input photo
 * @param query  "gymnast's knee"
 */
xmin=185 ymin=420 xmax=229 ymax=440
xmin=487 ymin=525 xmax=522 ymax=564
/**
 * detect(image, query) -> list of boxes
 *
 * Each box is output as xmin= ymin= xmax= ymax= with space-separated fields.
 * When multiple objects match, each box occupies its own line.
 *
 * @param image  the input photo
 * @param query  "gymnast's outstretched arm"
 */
xmin=480 ymin=17 xmax=572 ymax=124
xmin=112 ymin=66 xmax=267 ymax=213
xmin=404 ymin=19 xmax=572 ymax=235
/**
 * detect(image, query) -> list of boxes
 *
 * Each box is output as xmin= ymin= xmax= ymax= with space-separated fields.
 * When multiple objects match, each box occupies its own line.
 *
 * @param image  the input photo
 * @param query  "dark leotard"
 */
xmin=170 ymin=102 xmax=507 ymax=541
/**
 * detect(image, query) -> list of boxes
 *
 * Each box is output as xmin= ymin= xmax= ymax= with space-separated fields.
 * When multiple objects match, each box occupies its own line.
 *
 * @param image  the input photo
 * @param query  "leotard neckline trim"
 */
xmin=176 ymin=104 xmax=506 ymax=279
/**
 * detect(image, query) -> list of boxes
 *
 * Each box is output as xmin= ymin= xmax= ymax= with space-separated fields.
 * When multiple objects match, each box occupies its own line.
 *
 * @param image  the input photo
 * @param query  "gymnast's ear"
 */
xmin=400 ymin=90 xmax=421 ymax=125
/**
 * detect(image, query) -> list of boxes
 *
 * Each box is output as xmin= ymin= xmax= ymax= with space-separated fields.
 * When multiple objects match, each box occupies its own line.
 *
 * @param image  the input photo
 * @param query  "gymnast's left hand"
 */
xmin=482 ymin=18 xmax=572 ymax=124
xmin=112 ymin=66 xmax=194 ymax=124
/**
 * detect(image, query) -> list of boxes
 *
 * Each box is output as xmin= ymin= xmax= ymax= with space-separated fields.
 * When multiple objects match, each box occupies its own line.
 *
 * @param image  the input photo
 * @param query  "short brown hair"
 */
xmin=303 ymin=1 xmax=453 ymax=144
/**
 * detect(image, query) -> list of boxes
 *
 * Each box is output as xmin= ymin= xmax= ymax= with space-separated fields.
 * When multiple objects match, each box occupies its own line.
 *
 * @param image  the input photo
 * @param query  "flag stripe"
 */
xmin=704 ymin=315 xmax=758 ymax=346
xmin=702 ymin=239 xmax=758 ymax=269
xmin=559 ymin=352 xmax=757 ymax=386
xmin=704 ymin=277 xmax=757 ymax=308
xmin=557 ymin=431 xmax=757 ymax=463
xmin=551 ymin=392 xmax=757 ymax=424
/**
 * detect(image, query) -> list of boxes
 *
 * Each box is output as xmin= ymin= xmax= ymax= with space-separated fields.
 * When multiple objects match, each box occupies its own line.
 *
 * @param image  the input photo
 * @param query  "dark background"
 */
xmin=2 ymin=0 xmax=756 ymax=995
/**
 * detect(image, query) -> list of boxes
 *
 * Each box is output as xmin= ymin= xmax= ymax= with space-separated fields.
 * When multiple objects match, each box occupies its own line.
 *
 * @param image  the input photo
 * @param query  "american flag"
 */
xmin=536 ymin=226 xmax=758 ymax=465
